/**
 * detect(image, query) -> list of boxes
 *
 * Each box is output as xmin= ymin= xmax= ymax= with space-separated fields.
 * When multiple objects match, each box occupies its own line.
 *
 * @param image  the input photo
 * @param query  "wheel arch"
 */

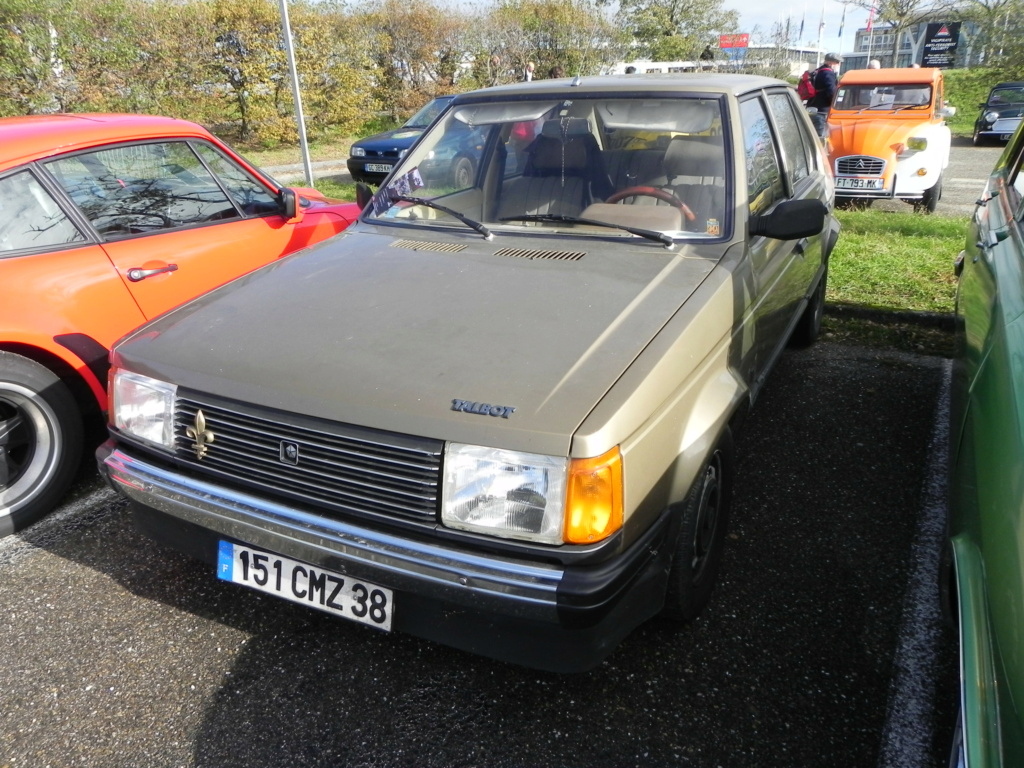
xmin=0 ymin=340 xmax=106 ymax=424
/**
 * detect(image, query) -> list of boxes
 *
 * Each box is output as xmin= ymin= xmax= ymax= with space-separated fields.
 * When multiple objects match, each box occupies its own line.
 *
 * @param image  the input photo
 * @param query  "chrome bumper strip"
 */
xmin=101 ymin=447 xmax=563 ymax=620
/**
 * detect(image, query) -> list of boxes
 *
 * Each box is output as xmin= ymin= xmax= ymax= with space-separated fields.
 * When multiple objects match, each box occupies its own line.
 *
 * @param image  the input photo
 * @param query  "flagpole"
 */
xmin=817 ymin=2 xmax=826 ymax=66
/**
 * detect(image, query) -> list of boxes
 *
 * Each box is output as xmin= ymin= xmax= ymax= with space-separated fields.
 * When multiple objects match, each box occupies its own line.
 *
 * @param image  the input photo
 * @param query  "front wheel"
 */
xmin=662 ymin=429 xmax=734 ymax=623
xmin=791 ymin=263 xmax=828 ymax=348
xmin=922 ymin=174 xmax=943 ymax=214
xmin=451 ymin=157 xmax=475 ymax=189
xmin=0 ymin=352 xmax=83 ymax=536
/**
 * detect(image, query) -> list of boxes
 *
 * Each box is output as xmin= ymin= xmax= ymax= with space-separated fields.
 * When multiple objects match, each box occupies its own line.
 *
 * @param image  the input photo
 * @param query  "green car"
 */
xmin=948 ymin=121 xmax=1024 ymax=765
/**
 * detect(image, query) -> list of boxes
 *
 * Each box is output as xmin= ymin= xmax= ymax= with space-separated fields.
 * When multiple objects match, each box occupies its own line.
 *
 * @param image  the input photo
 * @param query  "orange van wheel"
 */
xmin=0 ymin=352 xmax=83 ymax=536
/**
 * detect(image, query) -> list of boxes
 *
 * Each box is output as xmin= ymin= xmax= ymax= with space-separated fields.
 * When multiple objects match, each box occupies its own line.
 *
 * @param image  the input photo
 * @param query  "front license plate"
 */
xmin=836 ymin=177 xmax=884 ymax=190
xmin=365 ymin=163 xmax=392 ymax=173
xmin=217 ymin=541 xmax=393 ymax=630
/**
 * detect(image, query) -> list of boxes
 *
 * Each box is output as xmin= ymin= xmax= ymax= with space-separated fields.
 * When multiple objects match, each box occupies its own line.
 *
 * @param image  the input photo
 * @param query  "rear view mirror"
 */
xmin=279 ymin=188 xmax=303 ymax=223
xmin=356 ymin=182 xmax=374 ymax=210
xmin=749 ymin=199 xmax=828 ymax=240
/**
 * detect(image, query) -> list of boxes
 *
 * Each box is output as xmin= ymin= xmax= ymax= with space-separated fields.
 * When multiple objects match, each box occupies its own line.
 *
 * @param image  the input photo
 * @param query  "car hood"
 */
xmin=116 ymin=226 xmax=723 ymax=455
xmin=828 ymin=117 xmax=935 ymax=157
xmin=351 ymin=127 xmax=426 ymax=153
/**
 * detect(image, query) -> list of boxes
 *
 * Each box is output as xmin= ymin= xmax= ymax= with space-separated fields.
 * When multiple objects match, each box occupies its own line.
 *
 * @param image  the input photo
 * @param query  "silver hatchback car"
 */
xmin=98 ymin=75 xmax=839 ymax=672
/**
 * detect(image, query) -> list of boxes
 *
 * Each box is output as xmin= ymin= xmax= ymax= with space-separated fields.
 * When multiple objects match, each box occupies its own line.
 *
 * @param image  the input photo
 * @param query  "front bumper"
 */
xmin=97 ymin=440 xmax=671 ymax=671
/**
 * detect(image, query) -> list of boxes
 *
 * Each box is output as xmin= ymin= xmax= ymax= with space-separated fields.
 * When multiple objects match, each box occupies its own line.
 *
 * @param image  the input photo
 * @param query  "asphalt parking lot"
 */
xmin=0 ymin=341 xmax=958 ymax=768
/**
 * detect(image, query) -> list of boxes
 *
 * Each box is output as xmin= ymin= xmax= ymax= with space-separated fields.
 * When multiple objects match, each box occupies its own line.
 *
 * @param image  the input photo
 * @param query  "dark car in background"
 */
xmin=947 ymin=121 xmax=1024 ymax=766
xmin=347 ymin=96 xmax=456 ymax=185
xmin=973 ymin=82 xmax=1024 ymax=145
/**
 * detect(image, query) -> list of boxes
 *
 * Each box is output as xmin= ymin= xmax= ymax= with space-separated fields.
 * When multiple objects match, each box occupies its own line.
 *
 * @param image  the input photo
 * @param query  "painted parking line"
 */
xmin=876 ymin=360 xmax=951 ymax=768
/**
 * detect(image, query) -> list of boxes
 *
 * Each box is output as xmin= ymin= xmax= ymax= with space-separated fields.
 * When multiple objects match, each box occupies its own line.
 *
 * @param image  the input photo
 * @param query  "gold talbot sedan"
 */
xmin=98 ymin=75 xmax=840 ymax=672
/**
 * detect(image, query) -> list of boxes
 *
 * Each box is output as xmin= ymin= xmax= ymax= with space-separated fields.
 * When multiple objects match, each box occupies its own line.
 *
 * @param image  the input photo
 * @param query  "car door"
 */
xmin=738 ymin=91 xmax=822 ymax=391
xmin=43 ymin=139 xmax=337 ymax=321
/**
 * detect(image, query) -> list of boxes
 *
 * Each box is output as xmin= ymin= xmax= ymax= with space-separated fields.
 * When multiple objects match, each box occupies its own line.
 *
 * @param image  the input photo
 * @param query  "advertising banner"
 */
xmin=719 ymin=34 xmax=750 ymax=48
xmin=921 ymin=22 xmax=961 ymax=68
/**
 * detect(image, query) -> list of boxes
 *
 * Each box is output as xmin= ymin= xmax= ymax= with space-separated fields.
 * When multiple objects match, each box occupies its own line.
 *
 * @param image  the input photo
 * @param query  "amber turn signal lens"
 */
xmin=564 ymin=446 xmax=623 ymax=543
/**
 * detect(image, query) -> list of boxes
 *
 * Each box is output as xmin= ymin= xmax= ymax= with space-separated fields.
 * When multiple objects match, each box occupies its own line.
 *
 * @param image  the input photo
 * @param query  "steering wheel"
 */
xmin=605 ymin=186 xmax=696 ymax=222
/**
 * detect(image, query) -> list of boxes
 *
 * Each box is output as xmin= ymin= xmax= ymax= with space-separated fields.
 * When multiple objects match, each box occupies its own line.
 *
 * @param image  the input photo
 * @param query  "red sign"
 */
xmin=719 ymin=34 xmax=750 ymax=48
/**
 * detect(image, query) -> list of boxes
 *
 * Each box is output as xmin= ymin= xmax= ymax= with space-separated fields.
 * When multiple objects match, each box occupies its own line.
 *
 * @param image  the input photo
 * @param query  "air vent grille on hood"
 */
xmin=493 ymin=247 xmax=585 ymax=261
xmin=391 ymin=239 xmax=467 ymax=253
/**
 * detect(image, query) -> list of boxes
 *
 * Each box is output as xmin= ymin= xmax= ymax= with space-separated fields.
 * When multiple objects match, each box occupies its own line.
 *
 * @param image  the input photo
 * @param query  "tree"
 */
xmin=616 ymin=0 xmax=739 ymax=62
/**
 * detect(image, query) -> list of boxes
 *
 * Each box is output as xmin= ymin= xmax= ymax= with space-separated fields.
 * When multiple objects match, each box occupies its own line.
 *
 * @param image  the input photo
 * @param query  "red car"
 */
xmin=0 ymin=113 xmax=359 ymax=535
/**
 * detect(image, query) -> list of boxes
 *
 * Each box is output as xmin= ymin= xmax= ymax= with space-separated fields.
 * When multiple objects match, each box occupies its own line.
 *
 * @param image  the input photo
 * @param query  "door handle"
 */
xmin=127 ymin=264 xmax=178 ymax=282
xmin=794 ymin=237 xmax=810 ymax=256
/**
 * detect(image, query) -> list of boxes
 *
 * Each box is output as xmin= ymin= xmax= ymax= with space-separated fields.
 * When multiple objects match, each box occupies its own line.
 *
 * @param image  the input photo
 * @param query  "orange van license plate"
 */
xmin=836 ymin=177 xmax=884 ymax=190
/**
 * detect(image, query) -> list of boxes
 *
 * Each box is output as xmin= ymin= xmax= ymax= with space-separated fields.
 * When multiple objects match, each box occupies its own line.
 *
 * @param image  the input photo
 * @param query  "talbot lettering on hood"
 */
xmin=451 ymin=399 xmax=516 ymax=418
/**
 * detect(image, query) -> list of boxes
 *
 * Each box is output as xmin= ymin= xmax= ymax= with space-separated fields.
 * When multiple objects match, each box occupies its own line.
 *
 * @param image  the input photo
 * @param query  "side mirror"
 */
xmin=355 ymin=182 xmax=375 ymax=210
xmin=938 ymin=106 xmax=956 ymax=118
xmin=279 ymin=187 xmax=304 ymax=223
xmin=749 ymin=199 xmax=828 ymax=240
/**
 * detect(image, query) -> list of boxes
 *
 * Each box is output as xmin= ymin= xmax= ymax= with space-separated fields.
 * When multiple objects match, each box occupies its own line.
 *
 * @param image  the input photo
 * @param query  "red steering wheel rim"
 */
xmin=605 ymin=186 xmax=696 ymax=221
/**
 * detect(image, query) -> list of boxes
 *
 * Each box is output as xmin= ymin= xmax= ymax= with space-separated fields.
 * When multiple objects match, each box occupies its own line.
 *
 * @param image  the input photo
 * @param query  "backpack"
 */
xmin=797 ymin=68 xmax=819 ymax=101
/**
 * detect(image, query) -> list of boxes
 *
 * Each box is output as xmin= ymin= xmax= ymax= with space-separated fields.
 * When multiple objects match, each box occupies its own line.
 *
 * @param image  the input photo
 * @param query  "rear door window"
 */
xmin=0 ymin=169 xmax=87 ymax=254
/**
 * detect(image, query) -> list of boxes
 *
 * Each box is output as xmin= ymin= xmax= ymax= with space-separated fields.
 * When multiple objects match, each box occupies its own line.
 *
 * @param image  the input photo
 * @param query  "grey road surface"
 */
xmin=0 ymin=342 xmax=958 ymax=768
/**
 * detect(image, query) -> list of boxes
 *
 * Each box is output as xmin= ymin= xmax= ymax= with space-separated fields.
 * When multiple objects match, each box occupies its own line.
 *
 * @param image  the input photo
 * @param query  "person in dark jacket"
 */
xmin=809 ymin=53 xmax=841 ymax=136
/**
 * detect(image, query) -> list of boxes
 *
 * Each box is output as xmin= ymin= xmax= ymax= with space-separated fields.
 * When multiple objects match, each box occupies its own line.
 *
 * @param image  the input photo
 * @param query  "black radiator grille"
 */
xmin=836 ymin=156 xmax=886 ymax=176
xmin=174 ymin=395 xmax=443 ymax=523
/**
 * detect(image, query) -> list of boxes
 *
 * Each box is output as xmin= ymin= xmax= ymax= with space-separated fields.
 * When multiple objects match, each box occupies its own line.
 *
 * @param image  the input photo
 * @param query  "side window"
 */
xmin=192 ymin=142 xmax=280 ymax=216
xmin=45 ymin=142 xmax=239 ymax=238
xmin=767 ymin=93 xmax=811 ymax=188
xmin=740 ymin=97 xmax=785 ymax=215
xmin=0 ymin=170 xmax=86 ymax=254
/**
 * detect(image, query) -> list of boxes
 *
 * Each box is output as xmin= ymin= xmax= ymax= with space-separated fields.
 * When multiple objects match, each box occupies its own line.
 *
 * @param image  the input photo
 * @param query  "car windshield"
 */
xmin=365 ymin=94 xmax=729 ymax=241
xmin=833 ymin=84 xmax=933 ymax=111
xmin=404 ymin=97 xmax=455 ymax=129
xmin=987 ymin=87 xmax=1024 ymax=106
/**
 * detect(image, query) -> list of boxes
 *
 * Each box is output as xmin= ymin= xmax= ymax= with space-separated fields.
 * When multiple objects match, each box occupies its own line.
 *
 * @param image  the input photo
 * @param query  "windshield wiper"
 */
xmin=499 ymin=213 xmax=674 ymax=246
xmin=388 ymin=194 xmax=493 ymax=240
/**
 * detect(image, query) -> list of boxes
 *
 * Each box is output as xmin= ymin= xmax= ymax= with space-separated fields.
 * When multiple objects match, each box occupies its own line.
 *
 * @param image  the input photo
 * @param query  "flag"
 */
xmin=866 ymin=6 xmax=874 ymax=32
xmin=819 ymin=5 xmax=826 ymax=36
xmin=799 ymin=13 xmax=805 ymax=39
xmin=838 ymin=5 xmax=845 ymax=38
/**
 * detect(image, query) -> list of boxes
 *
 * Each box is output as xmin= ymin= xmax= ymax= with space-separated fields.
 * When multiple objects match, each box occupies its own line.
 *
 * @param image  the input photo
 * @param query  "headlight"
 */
xmin=351 ymin=146 xmax=366 ymax=158
xmin=906 ymin=137 xmax=927 ymax=151
xmin=442 ymin=444 xmax=622 ymax=545
xmin=111 ymin=370 xmax=176 ymax=450
xmin=984 ymin=111 xmax=1000 ymax=124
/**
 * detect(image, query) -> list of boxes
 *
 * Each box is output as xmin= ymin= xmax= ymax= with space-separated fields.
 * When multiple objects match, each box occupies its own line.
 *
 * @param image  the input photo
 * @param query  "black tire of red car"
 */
xmin=452 ymin=157 xmax=475 ymax=189
xmin=0 ymin=351 xmax=83 ymax=536
xmin=922 ymin=174 xmax=943 ymax=214
xmin=661 ymin=428 xmax=734 ymax=623
xmin=791 ymin=263 xmax=828 ymax=348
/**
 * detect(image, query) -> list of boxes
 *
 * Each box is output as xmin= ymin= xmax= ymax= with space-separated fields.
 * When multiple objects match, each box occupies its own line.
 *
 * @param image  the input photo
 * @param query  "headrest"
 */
xmin=664 ymin=137 xmax=725 ymax=180
xmin=530 ymin=135 xmax=589 ymax=172
xmin=540 ymin=118 xmax=592 ymax=138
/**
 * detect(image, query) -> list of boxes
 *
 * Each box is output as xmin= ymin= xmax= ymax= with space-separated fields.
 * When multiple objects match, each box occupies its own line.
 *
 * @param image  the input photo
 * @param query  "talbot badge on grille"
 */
xmin=185 ymin=409 xmax=215 ymax=460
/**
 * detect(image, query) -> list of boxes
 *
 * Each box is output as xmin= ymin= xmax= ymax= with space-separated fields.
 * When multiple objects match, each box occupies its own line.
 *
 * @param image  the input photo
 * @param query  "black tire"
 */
xmin=791 ymin=263 xmax=828 ymax=348
xmin=922 ymin=174 xmax=943 ymax=213
xmin=451 ymin=157 xmax=475 ymax=189
xmin=662 ymin=428 xmax=734 ymax=623
xmin=0 ymin=351 xmax=83 ymax=536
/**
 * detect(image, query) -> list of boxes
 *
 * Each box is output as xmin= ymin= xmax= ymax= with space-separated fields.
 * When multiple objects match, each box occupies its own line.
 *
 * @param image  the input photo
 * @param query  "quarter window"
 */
xmin=0 ymin=170 xmax=86 ymax=253
xmin=46 ymin=142 xmax=240 ymax=239
xmin=740 ymin=98 xmax=784 ymax=215
xmin=192 ymin=143 xmax=280 ymax=215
